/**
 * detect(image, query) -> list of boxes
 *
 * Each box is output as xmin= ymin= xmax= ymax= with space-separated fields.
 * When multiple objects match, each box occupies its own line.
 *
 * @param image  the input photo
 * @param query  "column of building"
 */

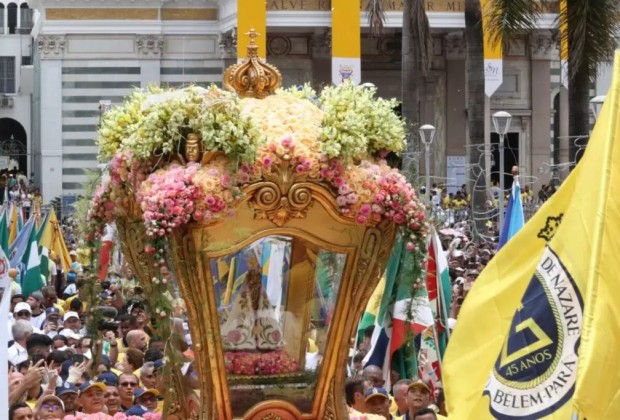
xmin=530 ymin=31 xmax=557 ymax=192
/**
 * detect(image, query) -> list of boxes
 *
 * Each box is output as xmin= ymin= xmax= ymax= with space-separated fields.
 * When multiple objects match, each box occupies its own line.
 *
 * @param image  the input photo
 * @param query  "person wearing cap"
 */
xmin=8 ymin=303 xmax=42 ymax=342
xmin=364 ymin=387 xmax=396 ymax=420
xmin=42 ymin=308 xmax=62 ymax=338
xmin=34 ymin=395 xmax=64 ymax=419
xmin=26 ymin=291 xmax=46 ymax=330
xmin=133 ymin=387 xmax=159 ymax=412
xmin=63 ymin=272 xmax=78 ymax=300
xmin=62 ymin=311 xmax=81 ymax=334
xmin=405 ymin=380 xmax=434 ymax=420
xmin=59 ymin=329 xmax=80 ymax=348
xmin=77 ymin=381 xmax=106 ymax=414
xmin=55 ymin=385 xmax=78 ymax=417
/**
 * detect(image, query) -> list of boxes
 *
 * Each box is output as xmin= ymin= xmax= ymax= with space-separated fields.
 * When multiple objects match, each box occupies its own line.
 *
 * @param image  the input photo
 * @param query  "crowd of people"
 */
xmin=5 ymin=169 xmax=545 ymax=420
xmin=345 ymin=223 xmax=499 ymax=420
xmin=5 ymin=216 xmax=197 ymax=419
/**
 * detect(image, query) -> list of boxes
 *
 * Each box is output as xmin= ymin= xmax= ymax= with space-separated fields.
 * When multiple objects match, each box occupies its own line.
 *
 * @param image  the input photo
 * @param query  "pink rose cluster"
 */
xmin=138 ymin=161 xmax=242 ymax=236
xmin=87 ymin=181 xmax=115 ymax=236
xmin=254 ymin=135 xmax=321 ymax=180
xmin=109 ymin=151 xmax=148 ymax=204
xmin=224 ymin=350 xmax=300 ymax=376
xmin=139 ymin=163 xmax=203 ymax=237
xmin=326 ymin=160 xmax=428 ymax=250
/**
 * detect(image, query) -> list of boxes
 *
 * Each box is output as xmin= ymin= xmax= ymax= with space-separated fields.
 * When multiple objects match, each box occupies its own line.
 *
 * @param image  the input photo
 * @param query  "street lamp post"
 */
xmin=492 ymin=111 xmax=512 ymax=234
xmin=419 ymin=124 xmax=436 ymax=202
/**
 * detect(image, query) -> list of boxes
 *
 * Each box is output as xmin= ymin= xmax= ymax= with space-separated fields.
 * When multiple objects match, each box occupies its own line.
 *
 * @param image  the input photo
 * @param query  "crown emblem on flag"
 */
xmin=537 ymin=214 xmax=564 ymax=242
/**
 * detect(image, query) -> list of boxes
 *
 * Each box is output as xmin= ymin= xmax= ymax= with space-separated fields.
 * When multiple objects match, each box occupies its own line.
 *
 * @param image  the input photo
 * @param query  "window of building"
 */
xmin=7 ymin=3 xmax=17 ymax=34
xmin=0 ymin=57 xmax=16 ymax=94
xmin=19 ymin=4 xmax=33 ymax=33
xmin=0 ymin=5 xmax=5 ymax=35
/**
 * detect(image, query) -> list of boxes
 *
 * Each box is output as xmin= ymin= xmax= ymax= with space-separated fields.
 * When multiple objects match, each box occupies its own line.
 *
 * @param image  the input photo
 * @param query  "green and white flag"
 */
xmin=21 ymin=222 xmax=42 ymax=297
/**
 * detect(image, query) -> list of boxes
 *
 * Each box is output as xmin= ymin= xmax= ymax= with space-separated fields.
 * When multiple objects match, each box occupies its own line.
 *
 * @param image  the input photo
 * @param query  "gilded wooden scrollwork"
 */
xmin=244 ymin=151 xmax=323 ymax=226
xmin=323 ymin=378 xmax=337 ymax=420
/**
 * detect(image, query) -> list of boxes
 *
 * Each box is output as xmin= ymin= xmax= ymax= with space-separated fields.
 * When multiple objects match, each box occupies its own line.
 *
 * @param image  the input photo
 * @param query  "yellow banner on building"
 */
xmin=560 ymin=0 xmax=568 ymax=88
xmin=481 ymin=0 xmax=503 ymax=96
xmin=237 ymin=0 xmax=266 ymax=59
xmin=331 ymin=0 xmax=360 ymax=85
xmin=444 ymin=51 xmax=620 ymax=420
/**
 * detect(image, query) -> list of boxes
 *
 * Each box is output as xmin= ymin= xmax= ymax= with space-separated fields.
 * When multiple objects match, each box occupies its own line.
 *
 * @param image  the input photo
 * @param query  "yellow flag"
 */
xmin=444 ymin=50 xmax=620 ymax=420
xmin=39 ymin=209 xmax=72 ymax=272
xmin=572 ymin=52 xmax=620 ymax=419
xmin=8 ymin=203 xmax=18 ymax=245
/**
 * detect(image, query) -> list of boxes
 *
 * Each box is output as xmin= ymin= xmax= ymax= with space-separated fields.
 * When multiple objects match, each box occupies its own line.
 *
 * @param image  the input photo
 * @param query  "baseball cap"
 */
xmin=59 ymin=329 xmax=81 ymax=340
xmin=78 ymin=381 xmax=106 ymax=395
xmin=125 ymin=405 xmax=149 ymax=416
xmin=134 ymin=387 xmax=160 ymax=400
xmin=55 ymin=383 xmax=78 ymax=396
xmin=408 ymin=379 xmax=432 ymax=394
xmin=96 ymin=372 xmax=118 ymax=386
xmin=364 ymin=387 xmax=390 ymax=402
xmin=63 ymin=311 xmax=79 ymax=322
xmin=36 ymin=395 xmax=65 ymax=411
xmin=13 ymin=302 xmax=31 ymax=314
xmin=46 ymin=307 xmax=61 ymax=317
xmin=69 ymin=250 xmax=77 ymax=256
xmin=153 ymin=358 xmax=165 ymax=371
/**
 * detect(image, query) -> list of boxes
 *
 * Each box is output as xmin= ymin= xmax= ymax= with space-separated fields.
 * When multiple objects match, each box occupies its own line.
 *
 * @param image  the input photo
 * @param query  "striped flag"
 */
xmin=357 ymin=276 xmax=386 ymax=342
xmin=481 ymin=0 xmax=503 ymax=96
xmin=498 ymin=174 xmax=525 ymax=250
xmin=8 ymin=203 xmax=18 ymax=245
xmin=391 ymin=250 xmax=435 ymax=356
xmin=426 ymin=228 xmax=452 ymax=357
xmin=0 ymin=244 xmax=11 ymax=413
xmin=364 ymin=239 xmax=433 ymax=388
xmin=0 ymin=206 xmax=9 ymax=257
xmin=419 ymin=327 xmax=442 ymax=381
xmin=20 ymin=220 xmax=42 ymax=297
xmin=560 ymin=0 xmax=569 ymax=88
xmin=9 ymin=217 xmax=34 ymax=268
xmin=331 ymin=0 xmax=360 ymax=85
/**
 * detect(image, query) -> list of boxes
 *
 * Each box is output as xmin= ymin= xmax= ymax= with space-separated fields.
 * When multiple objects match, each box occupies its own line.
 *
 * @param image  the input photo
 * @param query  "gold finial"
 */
xmin=223 ymin=28 xmax=282 ymax=99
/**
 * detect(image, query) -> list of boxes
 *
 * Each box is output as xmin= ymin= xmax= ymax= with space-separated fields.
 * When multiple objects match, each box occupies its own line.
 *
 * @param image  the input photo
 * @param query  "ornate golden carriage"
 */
xmin=106 ymin=31 xmax=420 ymax=419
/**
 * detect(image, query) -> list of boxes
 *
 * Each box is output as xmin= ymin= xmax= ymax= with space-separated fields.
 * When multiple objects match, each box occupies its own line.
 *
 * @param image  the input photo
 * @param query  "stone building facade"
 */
xmin=0 ymin=0 xmax=604 ymax=202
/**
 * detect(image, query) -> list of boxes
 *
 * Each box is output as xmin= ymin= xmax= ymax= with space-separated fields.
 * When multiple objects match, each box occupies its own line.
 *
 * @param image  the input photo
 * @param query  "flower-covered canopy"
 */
xmin=90 ymin=82 xmax=428 ymax=250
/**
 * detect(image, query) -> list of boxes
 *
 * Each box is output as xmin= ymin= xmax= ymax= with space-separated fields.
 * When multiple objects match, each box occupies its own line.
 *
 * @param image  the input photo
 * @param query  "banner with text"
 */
xmin=481 ymin=0 xmax=503 ymax=96
xmin=332 ymin=0 xmax=361 ymax=85
xmin=560 ymin=0 xmax=569 ymax=88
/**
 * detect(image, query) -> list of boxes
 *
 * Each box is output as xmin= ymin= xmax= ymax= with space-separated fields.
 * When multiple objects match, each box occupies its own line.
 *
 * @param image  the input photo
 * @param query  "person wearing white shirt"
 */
xmin=8 ymin=302 xmax=42 ymax=342
xmin=8 ymin=320 xmax=33 ymax=365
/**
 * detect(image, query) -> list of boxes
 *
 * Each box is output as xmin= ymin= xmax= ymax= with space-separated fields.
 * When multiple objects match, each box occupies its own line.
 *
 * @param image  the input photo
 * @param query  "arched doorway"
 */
xmin=0 ymin=118 xmax=28 ymax=182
